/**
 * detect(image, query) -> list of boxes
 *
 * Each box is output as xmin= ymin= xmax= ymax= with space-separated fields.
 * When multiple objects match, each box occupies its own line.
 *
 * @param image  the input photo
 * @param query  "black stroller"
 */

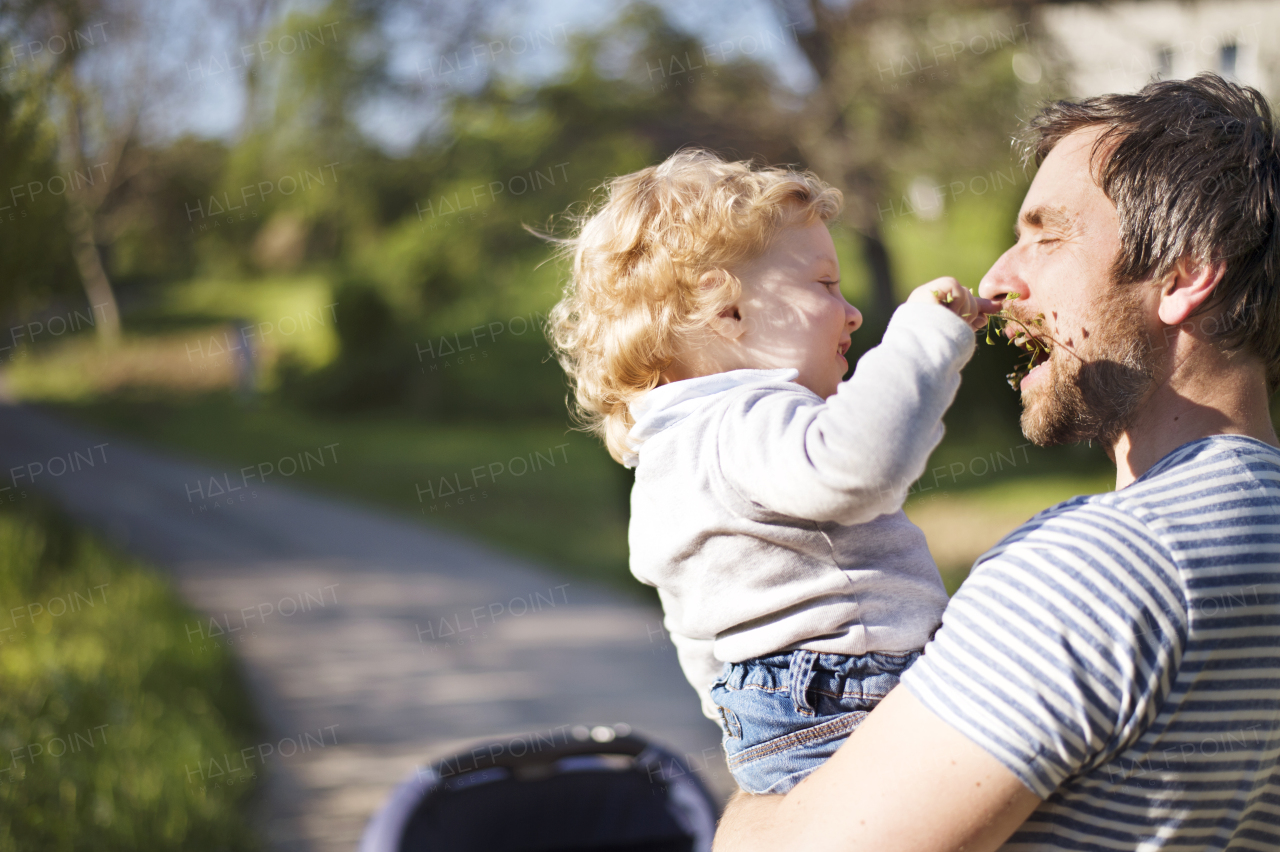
xmin=358 ymin=724 xmax=721 ymax=851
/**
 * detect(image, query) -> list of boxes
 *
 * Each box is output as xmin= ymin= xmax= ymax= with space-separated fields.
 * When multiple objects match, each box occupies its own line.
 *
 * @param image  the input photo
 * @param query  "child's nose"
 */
xmin=846 ymin=304 xmax=862 ymax=332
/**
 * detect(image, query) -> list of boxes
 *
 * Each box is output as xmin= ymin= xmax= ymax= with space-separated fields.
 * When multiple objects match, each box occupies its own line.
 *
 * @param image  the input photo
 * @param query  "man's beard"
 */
xmin=1014 ymin=283 xmax=1158 ymax=448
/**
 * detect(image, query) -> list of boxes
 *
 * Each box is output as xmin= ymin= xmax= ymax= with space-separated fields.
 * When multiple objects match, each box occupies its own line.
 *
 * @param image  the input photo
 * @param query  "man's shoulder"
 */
xmin=978 ymin=435 xmax=1280 ymax=574
xmin=1044 ymin=435 xmax=1280 ymax=522
xmin=977 ymin=493 xmax=1173 ymax=579
xmin=1122 ymin=434 xmax=1280 ymax=504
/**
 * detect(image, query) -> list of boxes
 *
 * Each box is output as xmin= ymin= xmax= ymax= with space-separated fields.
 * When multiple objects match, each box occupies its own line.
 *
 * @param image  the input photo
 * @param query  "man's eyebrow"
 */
xmin=1015 ymin=205 xmax=1073 ymax=239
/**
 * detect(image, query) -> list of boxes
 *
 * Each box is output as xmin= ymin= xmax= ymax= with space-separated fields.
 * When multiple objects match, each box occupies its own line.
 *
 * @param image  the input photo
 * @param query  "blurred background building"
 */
xmin=1046 ymin=0 xmax=1279 ymax=98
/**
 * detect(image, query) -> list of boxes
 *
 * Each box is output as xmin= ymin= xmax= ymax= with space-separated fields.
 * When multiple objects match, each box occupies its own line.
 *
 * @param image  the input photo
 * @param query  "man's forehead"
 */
xmin=1018 ymin=127 xmax=1115 ymax=231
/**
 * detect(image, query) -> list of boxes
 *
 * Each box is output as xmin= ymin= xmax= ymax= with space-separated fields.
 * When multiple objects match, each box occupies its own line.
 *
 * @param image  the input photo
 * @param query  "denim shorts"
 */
xmin=710 ymin=648 xmax=920 ymax=795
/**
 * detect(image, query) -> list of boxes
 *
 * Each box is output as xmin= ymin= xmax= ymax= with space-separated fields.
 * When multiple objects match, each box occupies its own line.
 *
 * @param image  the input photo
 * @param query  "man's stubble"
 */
xmin=1015 ymin=282 xmax=1158 ymax=448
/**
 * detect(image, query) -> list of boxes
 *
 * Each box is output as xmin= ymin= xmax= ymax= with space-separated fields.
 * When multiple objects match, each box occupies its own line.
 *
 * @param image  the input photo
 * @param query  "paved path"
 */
xmin=0 ymin=404 xmax=730 ymax=851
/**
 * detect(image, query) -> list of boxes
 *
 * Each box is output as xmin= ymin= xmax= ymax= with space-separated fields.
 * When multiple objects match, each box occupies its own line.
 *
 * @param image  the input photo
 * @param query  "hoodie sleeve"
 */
xmin=716 ymin=301 xmax=975 ymax=525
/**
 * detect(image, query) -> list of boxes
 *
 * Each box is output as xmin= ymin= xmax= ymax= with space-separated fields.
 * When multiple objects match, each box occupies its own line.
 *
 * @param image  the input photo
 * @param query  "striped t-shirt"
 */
xmin=902 ymin=435 xmax=1280 ymax=850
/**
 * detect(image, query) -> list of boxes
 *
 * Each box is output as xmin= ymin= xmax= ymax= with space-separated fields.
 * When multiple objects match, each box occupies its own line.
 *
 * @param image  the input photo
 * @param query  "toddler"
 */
xmin=547 ymin=150 xmax=994 ymax=794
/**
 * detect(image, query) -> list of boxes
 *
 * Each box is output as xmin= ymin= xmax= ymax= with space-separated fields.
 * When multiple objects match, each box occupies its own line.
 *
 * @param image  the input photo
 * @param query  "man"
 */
xmin=713 ymin=73 xmax=1280 ymax=851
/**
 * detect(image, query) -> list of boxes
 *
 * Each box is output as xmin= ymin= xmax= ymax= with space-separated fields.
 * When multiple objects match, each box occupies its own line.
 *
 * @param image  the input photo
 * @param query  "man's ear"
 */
xmin=1158 ymin=257 xmax=1226 ymax=327
xmin=700 ymin=270 xmax=745 ymax=341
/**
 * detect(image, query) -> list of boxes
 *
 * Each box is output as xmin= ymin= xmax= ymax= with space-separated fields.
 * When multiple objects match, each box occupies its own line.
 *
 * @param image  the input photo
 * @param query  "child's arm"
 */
xmin=907 ymin=277 xmax=997 ymax=331
xmin=715 ymin=279 xmax=989 ymax=526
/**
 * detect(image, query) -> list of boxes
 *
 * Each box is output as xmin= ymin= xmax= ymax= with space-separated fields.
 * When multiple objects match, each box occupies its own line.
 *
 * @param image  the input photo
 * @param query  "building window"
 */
xmin=1220 ymin=42 xmax=1238 ymax=78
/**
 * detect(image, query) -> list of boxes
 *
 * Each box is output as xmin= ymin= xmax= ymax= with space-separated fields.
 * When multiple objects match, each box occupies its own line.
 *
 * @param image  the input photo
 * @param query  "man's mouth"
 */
xmin=1003 ymin=318 xmax=1053 ymax=389
xmin=837 ymin=340 xmax=851 ymax=357
xmin=1014 ymin=332 xmax=1051 ymax=365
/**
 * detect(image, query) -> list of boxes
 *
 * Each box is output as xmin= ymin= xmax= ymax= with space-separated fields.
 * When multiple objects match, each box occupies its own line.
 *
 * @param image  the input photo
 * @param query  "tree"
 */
xmin=2 ymin=0 xmax=158 ymax=342
xmin=0 ymin=54 xmax=78 ymax=318
xmin=766 ymin=0 xmax=1042 ymax=321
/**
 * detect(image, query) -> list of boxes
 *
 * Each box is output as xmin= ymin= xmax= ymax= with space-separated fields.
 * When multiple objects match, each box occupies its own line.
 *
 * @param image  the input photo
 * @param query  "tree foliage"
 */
xmin=0 ymin=61 xmax=78 ymax=317
xmin=1 ymin=0 xmax=1056 ymax=421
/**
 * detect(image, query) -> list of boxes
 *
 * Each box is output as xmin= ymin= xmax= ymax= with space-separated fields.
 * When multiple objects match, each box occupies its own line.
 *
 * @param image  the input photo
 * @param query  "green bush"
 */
xmin=280 ymin=276 xmax=569 ymax=421
xmin=279 ymin=277 xmax=416 ymax=412
xmin=0 ymin=503 xmax=262 ymax=851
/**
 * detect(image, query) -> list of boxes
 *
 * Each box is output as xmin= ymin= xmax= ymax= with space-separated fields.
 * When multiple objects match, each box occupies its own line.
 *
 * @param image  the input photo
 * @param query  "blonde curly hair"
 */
xmin=546 ymin=148 xmax=843 ymax=464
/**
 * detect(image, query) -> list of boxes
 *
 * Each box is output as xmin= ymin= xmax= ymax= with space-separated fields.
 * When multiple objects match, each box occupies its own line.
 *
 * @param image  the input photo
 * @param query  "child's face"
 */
xmin=730 ymin=221 xmax=862 ymax=398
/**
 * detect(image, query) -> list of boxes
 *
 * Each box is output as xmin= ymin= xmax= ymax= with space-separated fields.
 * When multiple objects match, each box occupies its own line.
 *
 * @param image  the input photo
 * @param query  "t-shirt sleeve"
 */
xmin=900 ymin=501 xmax=1188 ymax=799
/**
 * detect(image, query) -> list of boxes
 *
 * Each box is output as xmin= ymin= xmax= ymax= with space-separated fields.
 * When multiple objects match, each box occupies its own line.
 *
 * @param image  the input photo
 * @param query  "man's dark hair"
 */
xmin=1026 ymin=73 xmax=1280 ymax=385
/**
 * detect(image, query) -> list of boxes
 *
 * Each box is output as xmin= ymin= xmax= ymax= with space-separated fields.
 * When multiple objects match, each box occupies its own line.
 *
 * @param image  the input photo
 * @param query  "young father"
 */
xmin=714 ymin=73 xmax=1280 ymax=851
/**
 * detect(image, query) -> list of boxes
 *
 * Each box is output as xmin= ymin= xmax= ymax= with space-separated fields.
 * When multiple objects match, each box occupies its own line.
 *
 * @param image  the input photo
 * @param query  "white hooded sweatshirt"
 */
xmin=625 ymin=301 xmax=975 ymax=720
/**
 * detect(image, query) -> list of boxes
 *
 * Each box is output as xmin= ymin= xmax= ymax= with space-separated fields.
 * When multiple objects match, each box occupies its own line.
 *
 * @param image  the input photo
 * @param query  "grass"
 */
xmin=906 ymin=472 xmax=1115 ymax=594
xmin=0 ymin=501 xmax=263 ymax=851
xmin=4 ymin=276 xmax=340 ymax=403
xmin=42 ymin=393 xmax=636 ymax=592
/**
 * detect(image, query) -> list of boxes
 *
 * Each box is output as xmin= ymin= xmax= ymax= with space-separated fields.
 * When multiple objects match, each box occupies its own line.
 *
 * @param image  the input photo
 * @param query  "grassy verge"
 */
xmin=43 ymin=393 xmax=635 ymax=591
xmin=0 ymin=501 xmax=262 ymax=851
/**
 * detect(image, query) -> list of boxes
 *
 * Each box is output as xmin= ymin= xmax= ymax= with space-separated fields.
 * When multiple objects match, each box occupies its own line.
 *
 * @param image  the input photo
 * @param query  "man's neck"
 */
xmin=1110 ymin=345 xmax=1278 ymax=489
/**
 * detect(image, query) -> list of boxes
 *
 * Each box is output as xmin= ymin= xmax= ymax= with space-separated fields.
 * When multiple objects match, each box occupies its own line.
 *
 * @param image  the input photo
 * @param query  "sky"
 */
xmin=154 ymin=0 xmax=815 ymax=153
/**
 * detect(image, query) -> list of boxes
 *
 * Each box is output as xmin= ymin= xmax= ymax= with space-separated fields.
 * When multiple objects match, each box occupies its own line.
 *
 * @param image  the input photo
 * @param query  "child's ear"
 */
xmin=700 ymin=270 xmax=744 ymax=341
xmin=710 ymin=304 xmax=744 ymax=340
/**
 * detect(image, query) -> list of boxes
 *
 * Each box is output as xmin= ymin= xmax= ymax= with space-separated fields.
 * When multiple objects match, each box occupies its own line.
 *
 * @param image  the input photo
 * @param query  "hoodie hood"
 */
xmin=622 ymin=368 xmax=799 ymax=468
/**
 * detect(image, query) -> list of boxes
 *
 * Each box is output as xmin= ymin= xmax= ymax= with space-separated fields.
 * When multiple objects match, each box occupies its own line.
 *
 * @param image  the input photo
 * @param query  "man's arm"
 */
xmin=713 ymin=684 xmax=1040 ymax=852
xmin=716 ymin=500 xmax=1186 ymax=851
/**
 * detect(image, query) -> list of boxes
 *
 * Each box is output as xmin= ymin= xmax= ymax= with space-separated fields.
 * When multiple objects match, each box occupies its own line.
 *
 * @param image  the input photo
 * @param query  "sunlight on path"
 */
xmin=0 ymin=405 xmax=729 ymax=852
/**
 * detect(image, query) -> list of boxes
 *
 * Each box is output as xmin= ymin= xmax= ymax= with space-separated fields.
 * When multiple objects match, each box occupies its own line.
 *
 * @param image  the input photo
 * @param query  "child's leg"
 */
xmin=710 ymin=649 xmax=920 ymax=795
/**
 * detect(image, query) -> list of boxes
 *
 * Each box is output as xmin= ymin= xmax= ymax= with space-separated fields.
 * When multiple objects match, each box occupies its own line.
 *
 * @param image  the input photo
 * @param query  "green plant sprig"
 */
xmin=931 ymin=288 xmax=975 ymax=318
xmin=983 ymin=293 xmax=1050 ymax=390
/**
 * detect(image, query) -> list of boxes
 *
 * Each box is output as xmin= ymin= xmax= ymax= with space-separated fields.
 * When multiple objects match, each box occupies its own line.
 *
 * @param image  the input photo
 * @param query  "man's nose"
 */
xmin=979 ymin=247 xmax=1029 ymax=302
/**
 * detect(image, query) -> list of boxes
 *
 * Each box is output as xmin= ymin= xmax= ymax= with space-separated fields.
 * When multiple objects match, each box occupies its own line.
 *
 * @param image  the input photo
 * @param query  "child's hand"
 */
xmin=906 ymin=277 xmax=1000 ymax=331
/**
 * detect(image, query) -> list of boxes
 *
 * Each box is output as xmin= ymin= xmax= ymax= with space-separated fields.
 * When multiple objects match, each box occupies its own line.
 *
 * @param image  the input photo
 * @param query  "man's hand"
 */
xmin=712 ymin=685 xmax=1041 ymax=852
xmin=907 ymin=277 xmax=1000 ymax=331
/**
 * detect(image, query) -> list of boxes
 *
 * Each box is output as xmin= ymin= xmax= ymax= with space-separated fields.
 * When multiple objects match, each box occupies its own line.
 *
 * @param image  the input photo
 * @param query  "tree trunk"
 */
xmin=57 ymin=66 xmax=126 ymax=346
xmin=858 ymin=220 xmax=896 ymax=325
xmin=66 ymin=201 xmax=121 ymax=344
